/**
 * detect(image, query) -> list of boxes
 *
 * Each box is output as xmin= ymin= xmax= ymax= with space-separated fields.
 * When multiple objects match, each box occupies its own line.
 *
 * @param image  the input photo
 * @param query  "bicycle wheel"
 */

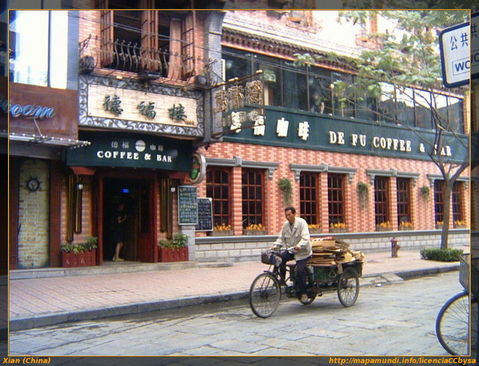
xmin=249 ymin=272 xmax=281 ymax=318
xmin=436 ymin=291 xmax=469 ymax=355
xmin=337 ymin=267 xmax=359 ymax=307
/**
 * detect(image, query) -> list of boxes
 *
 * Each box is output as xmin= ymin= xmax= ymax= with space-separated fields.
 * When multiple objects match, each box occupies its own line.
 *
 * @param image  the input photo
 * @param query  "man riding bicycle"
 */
xmin=271 ymin=206 xmax=312 ymax=302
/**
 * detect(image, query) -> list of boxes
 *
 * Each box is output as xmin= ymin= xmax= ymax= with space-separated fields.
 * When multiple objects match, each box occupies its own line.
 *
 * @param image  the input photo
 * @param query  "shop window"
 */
xmin=328 ymin=173 xmax=345 ymax=226
xmin=434 ymin=94 xmax=449 ymax=130
xmin=223 ymin=50 xmax=253 ymax=80
xmin=331 ymin=72 xmax=355 ymax=119
xmin=299 ymin=172 xmax=319 ymax=225
xmin=242 ymin=168 xmax=264 ymax=228
xmin=206 ymin=167 xmax=231 ymax=228
xmin=414 ymin=89 xmax=432 ymax=129
xmin=452 ymin=181 xmax=464 ymax=226
xmin=396 ymin=87 xmax=415 ymax=126
xmin=374 ymin=176 xmax=390 ymax=226
xmin=434 ymin=180 xmax=445 ymax=225
xmin=99 ymin=0 xmax=195 ymax=79
xmin=9 ymin=10 xmax=69 ymax=88
xmin=255 ymin=56 xmax=282 ymax=107
xmin=377 ymin=83 xmax=396 ymax=123
xmin=396 ymin=178 xmax=411 ymax=227
xmin=309 ymin=69 xmax=332 ymax=115
xmin=446 ymin=96 xmax=464 ymax=134
xmin=283 ymin=64 xmax=308 ymax=111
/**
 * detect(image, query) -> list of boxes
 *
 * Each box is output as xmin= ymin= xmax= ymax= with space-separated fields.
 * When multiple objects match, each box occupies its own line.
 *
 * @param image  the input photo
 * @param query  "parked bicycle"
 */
xmin=249 ymin=248 xmax=363 ymax=318
xmin=436 ymin=253 xmax=478 ymax=355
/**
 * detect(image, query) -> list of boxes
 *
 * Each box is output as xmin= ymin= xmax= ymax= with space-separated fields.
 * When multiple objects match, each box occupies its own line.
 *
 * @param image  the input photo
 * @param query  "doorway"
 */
xmin=102 ymin=178 xmax=154 ymax=262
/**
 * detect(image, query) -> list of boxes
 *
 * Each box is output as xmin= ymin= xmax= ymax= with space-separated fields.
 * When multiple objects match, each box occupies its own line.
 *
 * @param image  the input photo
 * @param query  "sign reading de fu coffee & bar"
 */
xmin=224 ymin=108 xmax=468 ymax=163
xmin=66 ymin=131 xmax=192 ymax=171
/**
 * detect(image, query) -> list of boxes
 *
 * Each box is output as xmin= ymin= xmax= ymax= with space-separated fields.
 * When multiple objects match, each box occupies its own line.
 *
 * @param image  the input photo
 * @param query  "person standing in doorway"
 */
xmin=112 ymin=203 xmax=127 ymax=262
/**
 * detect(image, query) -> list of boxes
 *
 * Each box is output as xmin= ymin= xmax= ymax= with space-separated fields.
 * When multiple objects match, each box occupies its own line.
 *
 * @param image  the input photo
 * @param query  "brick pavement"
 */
xmin=9 ymin=249 xmax=463 ymax=324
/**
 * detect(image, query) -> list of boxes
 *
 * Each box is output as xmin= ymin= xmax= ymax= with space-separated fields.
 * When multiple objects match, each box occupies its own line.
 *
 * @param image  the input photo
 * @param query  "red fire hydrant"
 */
xmin=391 ymin=237 xmax=400 ymax=257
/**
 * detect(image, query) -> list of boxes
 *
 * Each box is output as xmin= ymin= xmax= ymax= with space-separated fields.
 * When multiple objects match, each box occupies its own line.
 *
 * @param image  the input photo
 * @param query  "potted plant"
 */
xmin=357 ymin=181 xmax=369 ymax=209
xmin=308 ymin=224 xmax=321 ymax=234
xmin=212 ymin=223 xmax=233 ymax=236
xmin=436 ymin=221 xmax=444 ymax=229
xmin=399 ymin=221 xmax=414 ymax=230
xmin=277 ymin=177 xmax=292 ymax=205
xmin=420 ymin=185 xmax=430 ymax=200
xmin=159 ymin=233 xmax=188 ymax=262
xmin=61 ymin=236 xmax=97 ymax=267
xmin=454 ymin=220 xmax=467 ymax=228
xmin=244 ymin=223 xmax=267 ymax=235
xmin=376 ymin=221 xmax=393 ymax=231
xmin=329 ymin=222 xmax=347 ymax=233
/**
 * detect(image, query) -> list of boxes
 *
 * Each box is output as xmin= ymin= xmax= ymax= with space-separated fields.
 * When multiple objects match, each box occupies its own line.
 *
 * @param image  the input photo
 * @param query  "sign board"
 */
xmin=67 ymin=131 xmax=193 ymax=171
xmin=195 ymin=198 xmax=213 ymax=231
xmin=439 ymin=14 xmax=478 ymax=87
xmin=178 ymin=185 xmax=198 ymax=226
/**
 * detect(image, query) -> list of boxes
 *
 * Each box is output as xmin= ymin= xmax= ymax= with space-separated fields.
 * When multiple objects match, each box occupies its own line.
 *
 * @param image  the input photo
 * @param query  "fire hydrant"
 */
xmin=391 ymin=237 xmax=401 ymax=257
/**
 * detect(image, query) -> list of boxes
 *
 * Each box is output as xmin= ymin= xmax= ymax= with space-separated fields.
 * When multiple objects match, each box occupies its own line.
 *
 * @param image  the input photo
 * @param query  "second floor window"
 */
xmin=99 ymin=1 xmax=196 ymax=79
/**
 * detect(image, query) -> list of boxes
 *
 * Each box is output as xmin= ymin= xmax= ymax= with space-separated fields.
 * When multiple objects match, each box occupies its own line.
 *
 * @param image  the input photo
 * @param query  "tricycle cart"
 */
xmin=249 ymin=243 xmax=364 ymax=318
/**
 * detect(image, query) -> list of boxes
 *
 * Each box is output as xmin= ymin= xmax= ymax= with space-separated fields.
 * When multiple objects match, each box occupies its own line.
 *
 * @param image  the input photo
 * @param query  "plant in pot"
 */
xmin=278 ymin=177 xmax=292 ymax=206
xmin=420 ymin=185 xmax=430 ymax=200
xmin=61 ymin=236 xmax=97 ymax=267
xmin=212 ymin=223 xmax=233 ymax=236
xmin=159 ymin=233 xmax=188 ymax=262
xmin=244 ymin=223 xmax=267 ymax=235
xmin=357 ymin=181 xmax=369 ymax=209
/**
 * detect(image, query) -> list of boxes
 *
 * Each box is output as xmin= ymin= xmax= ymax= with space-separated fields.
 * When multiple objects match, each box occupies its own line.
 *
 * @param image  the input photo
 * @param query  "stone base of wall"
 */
xmin=195 ymin=230 xmax=470 ymax=263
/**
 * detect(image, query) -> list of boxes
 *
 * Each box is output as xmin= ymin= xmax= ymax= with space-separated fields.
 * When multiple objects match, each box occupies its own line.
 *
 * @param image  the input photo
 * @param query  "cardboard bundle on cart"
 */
xmin=308 ymin=238 xmax=365 ymax=267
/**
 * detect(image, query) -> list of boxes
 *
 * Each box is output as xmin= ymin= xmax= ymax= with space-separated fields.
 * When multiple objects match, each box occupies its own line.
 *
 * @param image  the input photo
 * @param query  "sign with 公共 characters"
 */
xmin=439 ymin=14 xmax=478 ymax=87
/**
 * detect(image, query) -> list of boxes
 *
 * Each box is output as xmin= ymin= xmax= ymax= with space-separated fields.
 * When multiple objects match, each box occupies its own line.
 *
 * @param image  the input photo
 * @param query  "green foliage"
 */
xmin=420 ymin=185 xmax=430 ymax=198
xmin=61 ymin=237 xmax=98 ymax=253
xmin=159 ymin=233 xmax=188 ymax=249
xmin=357 ymin=181 xmax=369 ymax=208
xmin=278 ymin=177 xmax=293 ymax=205
xmin=420 ymin=247 xmax=463 ymax=262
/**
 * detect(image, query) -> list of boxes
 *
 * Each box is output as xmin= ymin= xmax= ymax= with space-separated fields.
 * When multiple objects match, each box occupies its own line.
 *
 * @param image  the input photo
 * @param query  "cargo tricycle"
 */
xmin=249 ymin=247 xmax=363 ymax=318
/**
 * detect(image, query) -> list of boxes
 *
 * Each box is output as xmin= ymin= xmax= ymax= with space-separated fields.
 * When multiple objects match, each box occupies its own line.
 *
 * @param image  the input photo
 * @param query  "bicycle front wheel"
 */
xmin=436 ymin=291 xmax=469 ymax=355
xmin=249 ymin=272 xmax=281 ymax=318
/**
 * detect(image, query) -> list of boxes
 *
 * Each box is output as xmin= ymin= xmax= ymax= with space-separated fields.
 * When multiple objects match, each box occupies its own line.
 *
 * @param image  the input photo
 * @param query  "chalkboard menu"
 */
xmin=196 ymin=198 xmax=213 ymax=231
xmin=178 ymin=185 xmax=198 ymax=225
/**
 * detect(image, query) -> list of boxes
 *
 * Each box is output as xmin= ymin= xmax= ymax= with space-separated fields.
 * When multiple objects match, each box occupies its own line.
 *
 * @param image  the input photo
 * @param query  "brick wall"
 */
xmin=196 ymin=142 xmax=470 ymax=236
xmin=17 ymin=159 xmax=50 ymax=268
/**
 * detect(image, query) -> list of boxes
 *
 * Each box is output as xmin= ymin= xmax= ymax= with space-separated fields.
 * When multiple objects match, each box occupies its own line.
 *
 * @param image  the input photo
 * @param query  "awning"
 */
xmin=0 ymin=131 xmax=91 ymax=148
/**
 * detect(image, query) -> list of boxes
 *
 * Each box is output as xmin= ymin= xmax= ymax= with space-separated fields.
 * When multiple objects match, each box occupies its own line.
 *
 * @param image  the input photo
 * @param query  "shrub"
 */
xmin=159 ymin=233 xmax=188 ymax=249
xmin=420 ymin=248 xmax=463 ymax=262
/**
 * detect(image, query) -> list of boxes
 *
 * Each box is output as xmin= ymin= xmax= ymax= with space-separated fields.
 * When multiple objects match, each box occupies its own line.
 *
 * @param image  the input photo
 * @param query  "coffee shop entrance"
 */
xmin=101 ymin=177 xmax=155 ymax=263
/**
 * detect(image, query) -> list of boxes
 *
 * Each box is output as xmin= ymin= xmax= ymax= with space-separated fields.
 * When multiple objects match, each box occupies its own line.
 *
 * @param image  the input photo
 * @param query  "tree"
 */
xmin=295 ymin=10 xmax=469 ymax=249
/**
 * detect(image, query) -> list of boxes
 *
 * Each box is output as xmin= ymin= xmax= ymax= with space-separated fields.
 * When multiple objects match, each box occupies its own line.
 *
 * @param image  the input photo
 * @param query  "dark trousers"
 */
xmin=279 ymin=251 xmax=310 ymax=296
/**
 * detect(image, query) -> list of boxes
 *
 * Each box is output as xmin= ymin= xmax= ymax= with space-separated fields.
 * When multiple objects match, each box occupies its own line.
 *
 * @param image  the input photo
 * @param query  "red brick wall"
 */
xmin=197 ymin=142 xmax=469 ymax=236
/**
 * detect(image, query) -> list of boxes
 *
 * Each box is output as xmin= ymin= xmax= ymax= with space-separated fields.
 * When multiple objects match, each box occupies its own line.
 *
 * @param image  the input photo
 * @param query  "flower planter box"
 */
xmin=309 ymin=229 xmax=321 ymax=234
xmin=399 ymin=226 xmax=414 ymax=231
xmin=62 ymin=249 xmax=97 ymax=268
xmin=243 ymin=230 xmax=267 ymax=236
xmin=159 ymin=247 xmax=188 ymax=262
xmin=330 ymin=228 xmax=347 ymax=233
xmin=376 ymin=226 xmax=392 ymax=232
xmin=211 ymin=230 xmax=234 ymax=236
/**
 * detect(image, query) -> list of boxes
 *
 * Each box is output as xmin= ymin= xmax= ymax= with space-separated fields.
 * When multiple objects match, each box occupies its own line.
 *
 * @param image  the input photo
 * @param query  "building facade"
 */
xmin=6 ymin=7 xmax=470 ymax=269
xmin=194 ymin=10 xmax=470 ymax=262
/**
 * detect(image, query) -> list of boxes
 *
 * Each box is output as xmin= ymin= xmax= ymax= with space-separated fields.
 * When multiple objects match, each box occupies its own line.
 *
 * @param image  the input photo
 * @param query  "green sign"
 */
xmin=224 ymin=108 xmax=468 ymax=163
xmin=66 ymin=131 xmax=193 ymax=171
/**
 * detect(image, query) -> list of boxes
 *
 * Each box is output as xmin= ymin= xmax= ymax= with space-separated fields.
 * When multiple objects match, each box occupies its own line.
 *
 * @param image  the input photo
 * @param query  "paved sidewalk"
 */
xmin=9 ymin=250 xmax=461 ymax=330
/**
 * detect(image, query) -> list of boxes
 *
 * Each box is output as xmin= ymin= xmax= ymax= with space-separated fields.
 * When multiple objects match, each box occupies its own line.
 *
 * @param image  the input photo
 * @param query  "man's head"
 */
xmin=284 ymin=206 xmax=296 ymax=224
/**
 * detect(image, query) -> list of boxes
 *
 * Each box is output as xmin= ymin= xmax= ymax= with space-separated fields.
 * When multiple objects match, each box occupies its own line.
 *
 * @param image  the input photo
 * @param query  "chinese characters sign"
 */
xmin=439 ymin=15 xmax=478 ymax=87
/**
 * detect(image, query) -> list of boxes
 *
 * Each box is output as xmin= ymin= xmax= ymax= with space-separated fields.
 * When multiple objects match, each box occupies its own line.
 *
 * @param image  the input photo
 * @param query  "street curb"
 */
xmin=9 ymin=265 xmax=459 ymax=331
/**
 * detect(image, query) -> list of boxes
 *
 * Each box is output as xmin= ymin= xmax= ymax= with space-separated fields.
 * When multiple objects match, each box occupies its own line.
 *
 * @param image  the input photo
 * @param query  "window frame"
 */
xmin=206 ymin=166 xmax=232 ymax=228
xmin=374 ymin=176 xmax=390 ymax=226
xmin=299 ymin=171 xmax=319 ymax=225
xmin=241 ymin=168 xmax=265 ymax=229
xmin=396 ymin=177 xmax=411 ymax=227
xmin=328 ymin=173 xmax=345 ymax=226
